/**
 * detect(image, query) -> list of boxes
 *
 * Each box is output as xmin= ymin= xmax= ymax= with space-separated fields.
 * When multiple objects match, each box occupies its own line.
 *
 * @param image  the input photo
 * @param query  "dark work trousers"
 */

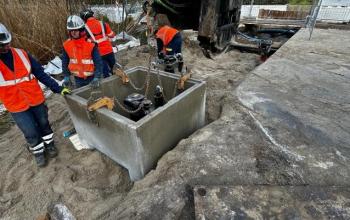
xmin=102 ymin=52 xmax=116 ymax=78
xmin=158 ymin=33 xmax=183 ymax=73
xmin=167 ymin=33 xmax=182 ymax=55
xmin=11 ymin=103 xmax=54 ymax=151
xmin=74 ymin=75 xmax=94 ymax=88
xmin=157 ymin=32 xmax=182 ymax=56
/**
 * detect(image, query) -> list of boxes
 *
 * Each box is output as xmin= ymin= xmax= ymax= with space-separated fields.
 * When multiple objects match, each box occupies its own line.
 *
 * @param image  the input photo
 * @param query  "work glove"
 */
xmin=90 ymin=77 xmax=101 ymax=90
xmin=61 ymin=87 xmax=71 ymax=96
xmin=63 ymin=76 xmax=71 ymax=87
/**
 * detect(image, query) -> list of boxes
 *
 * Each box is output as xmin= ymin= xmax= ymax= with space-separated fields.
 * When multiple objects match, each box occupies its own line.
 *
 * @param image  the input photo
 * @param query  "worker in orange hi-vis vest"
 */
xmin=62 ymin=15 xmax=103 ymax=89
xmin=80 ymin=9 xmax=117 ymax=78
xmin=155 ymin=14 xmax=182 ymax=57
xmin=154 ymin=14 xmax=183 ymax=73
xmin=0 ymin=23 xmax=71 ymax=167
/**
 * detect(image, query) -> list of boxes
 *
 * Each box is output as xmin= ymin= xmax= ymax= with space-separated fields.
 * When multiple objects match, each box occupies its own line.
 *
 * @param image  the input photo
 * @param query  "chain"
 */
xmin=156 ymin=68 xmax=166 ymax=100
xmin=172 ymin=78 xmax=178 ymax=98
xmin=127 ymin=47 xmax=155 ymax=91
xmin=125 ymin=55 xmax=152 ymax=92
xmin=128 ymin=73 xmax=147 ymax=91
xmin=91 ymin=54 xmax=183 ymax=117
xmin=113 ymin=55 xmax=153 ymax=114
xmin=111 ymin=54 xmax=183 ymax=115
xmin=155 ymin=66 xmax=179 ymax=102
xmin=144 ymin=55 xmax=152 ymax=97
xmin=113 ymin=96 xmax=143 ymax=114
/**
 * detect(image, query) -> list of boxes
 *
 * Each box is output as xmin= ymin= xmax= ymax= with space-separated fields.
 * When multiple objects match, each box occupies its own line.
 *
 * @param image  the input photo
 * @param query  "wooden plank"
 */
xmin=258 ymin=9 xmax=309 ymax=20
xmin=240 ymin=18 xmax=305 ymax=27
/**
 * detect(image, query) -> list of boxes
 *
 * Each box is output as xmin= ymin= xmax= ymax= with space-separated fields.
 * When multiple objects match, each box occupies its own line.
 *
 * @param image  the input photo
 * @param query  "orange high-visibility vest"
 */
xmin=0 ymin=48 xmax=45 ymax=113
xmin=85 ymin=17 xmax=115 ymax=56
xmin=156 ymin=25 xmax=178 ymax=52
xmin=63 ymin=38 xmax=95 ymax=79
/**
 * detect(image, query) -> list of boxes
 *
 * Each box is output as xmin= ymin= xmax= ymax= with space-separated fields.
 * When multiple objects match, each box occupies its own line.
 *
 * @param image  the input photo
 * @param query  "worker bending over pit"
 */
xmin=62 ymin=15 xmax=103 ymax=89
xmin=0 ymin=23 xmax=71 ymax=167
xmin=154 ymin=14 xmax=183 ymax=73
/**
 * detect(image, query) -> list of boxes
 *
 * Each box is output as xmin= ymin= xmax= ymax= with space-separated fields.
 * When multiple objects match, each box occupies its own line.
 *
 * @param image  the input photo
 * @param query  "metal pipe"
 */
xmin=248 ymin=0 xmax=254 ymax=18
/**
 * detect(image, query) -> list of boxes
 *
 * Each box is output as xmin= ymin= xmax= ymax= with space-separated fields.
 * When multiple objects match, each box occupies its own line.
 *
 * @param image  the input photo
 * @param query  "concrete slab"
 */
xmin=237 ymin=28 xmax=350 ymax=186
xmin=65 ymin=67 xmax=206 ymax=180
xmin=194 ymin=185 xmax=350 ymax=220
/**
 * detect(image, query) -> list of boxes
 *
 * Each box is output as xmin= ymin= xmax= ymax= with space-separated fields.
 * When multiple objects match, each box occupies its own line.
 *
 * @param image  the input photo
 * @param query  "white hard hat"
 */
xmin=0 ymin=23 xmax=12 ymax=44
xmin=67 ymin=15 xmax=85 ymax=30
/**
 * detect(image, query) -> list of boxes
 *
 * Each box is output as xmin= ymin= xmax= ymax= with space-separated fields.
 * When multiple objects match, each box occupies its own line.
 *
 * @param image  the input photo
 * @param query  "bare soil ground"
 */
xmin=0 ymin=33 xmax=260 ymax=219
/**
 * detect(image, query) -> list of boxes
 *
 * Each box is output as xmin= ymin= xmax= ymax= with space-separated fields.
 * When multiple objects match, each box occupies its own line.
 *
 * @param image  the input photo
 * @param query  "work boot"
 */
xmin=46 ymin=143 xmax=58 ymax=158
xmin=29 ymin=142 xmax=46 ymax=167
xmin=34 ymin=153 xmax=47 ymax=167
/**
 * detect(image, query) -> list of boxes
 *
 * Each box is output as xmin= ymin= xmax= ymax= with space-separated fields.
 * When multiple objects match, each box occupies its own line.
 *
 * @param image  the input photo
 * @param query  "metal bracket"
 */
xmin=178 ymin=71 xmax=191 ymax=90
xmin=114 ymin=68 xmax=130 ymax=84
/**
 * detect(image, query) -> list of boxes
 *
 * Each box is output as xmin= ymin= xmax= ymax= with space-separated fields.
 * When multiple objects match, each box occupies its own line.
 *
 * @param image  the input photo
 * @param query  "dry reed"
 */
xmin=0 ymin=0 xmax=82 ymax=63
xmin=0 ymin=0 xmax=143 ymax=63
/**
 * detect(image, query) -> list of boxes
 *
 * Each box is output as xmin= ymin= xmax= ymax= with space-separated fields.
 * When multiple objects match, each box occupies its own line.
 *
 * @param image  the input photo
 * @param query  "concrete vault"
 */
xmin=66 ymin=67 xmax=206 ymax=180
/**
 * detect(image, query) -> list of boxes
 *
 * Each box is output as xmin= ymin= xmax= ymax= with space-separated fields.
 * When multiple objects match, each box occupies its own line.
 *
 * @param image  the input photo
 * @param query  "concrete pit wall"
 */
xmin=65 ymin=66 xmax=206 ymax=181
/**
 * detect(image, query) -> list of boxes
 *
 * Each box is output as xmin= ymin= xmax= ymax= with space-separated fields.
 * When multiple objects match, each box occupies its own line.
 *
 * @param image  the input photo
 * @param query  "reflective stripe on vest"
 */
xmin=107 ymin=32 xmax=114 ymax=37
xmin=14 ymin=48 xmax=31 ymax=72
xmin=63 ymin=38 xmax=95 ymax=79
xmin=69 ymin=59 xmax=93 ymax=65
xmin=70 ymin=59 xmax=78 ymax=64
xmin=71 ymin=71 xmax=94 ymax=77
xmin=0 ymin=74 xmax=35 ymax=87
xmin=81 ymin=59 xmax=93 ymax=64
xmin=0 ymin=48 xmax=45 ymax=113
xmin=85 ymin=18 xmax=114 ymax=56
xmin=85 ymin=21 xmax=108 ymax=44
xmin=0 ymin=48 xmax=33 ymax=87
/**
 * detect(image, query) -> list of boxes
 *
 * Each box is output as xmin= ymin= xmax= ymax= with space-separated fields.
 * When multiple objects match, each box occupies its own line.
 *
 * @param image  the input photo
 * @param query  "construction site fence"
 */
xmin=242 ymin=0 xmax=289 ymax=4
xmin=241 ymin=1 xmax=350 ymax=23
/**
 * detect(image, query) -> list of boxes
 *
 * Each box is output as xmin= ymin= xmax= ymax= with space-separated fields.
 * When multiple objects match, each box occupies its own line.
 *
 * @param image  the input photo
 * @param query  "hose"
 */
xmin=154 ymin=0 xmax=179 ymax=14
xmin=161 ymin=0 xmax=189 ymax=8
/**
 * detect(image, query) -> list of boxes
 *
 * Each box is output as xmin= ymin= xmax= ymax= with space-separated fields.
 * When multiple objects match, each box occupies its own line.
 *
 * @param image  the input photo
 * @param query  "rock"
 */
xmin=48 ymin=203 xmax=76 ymax=220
